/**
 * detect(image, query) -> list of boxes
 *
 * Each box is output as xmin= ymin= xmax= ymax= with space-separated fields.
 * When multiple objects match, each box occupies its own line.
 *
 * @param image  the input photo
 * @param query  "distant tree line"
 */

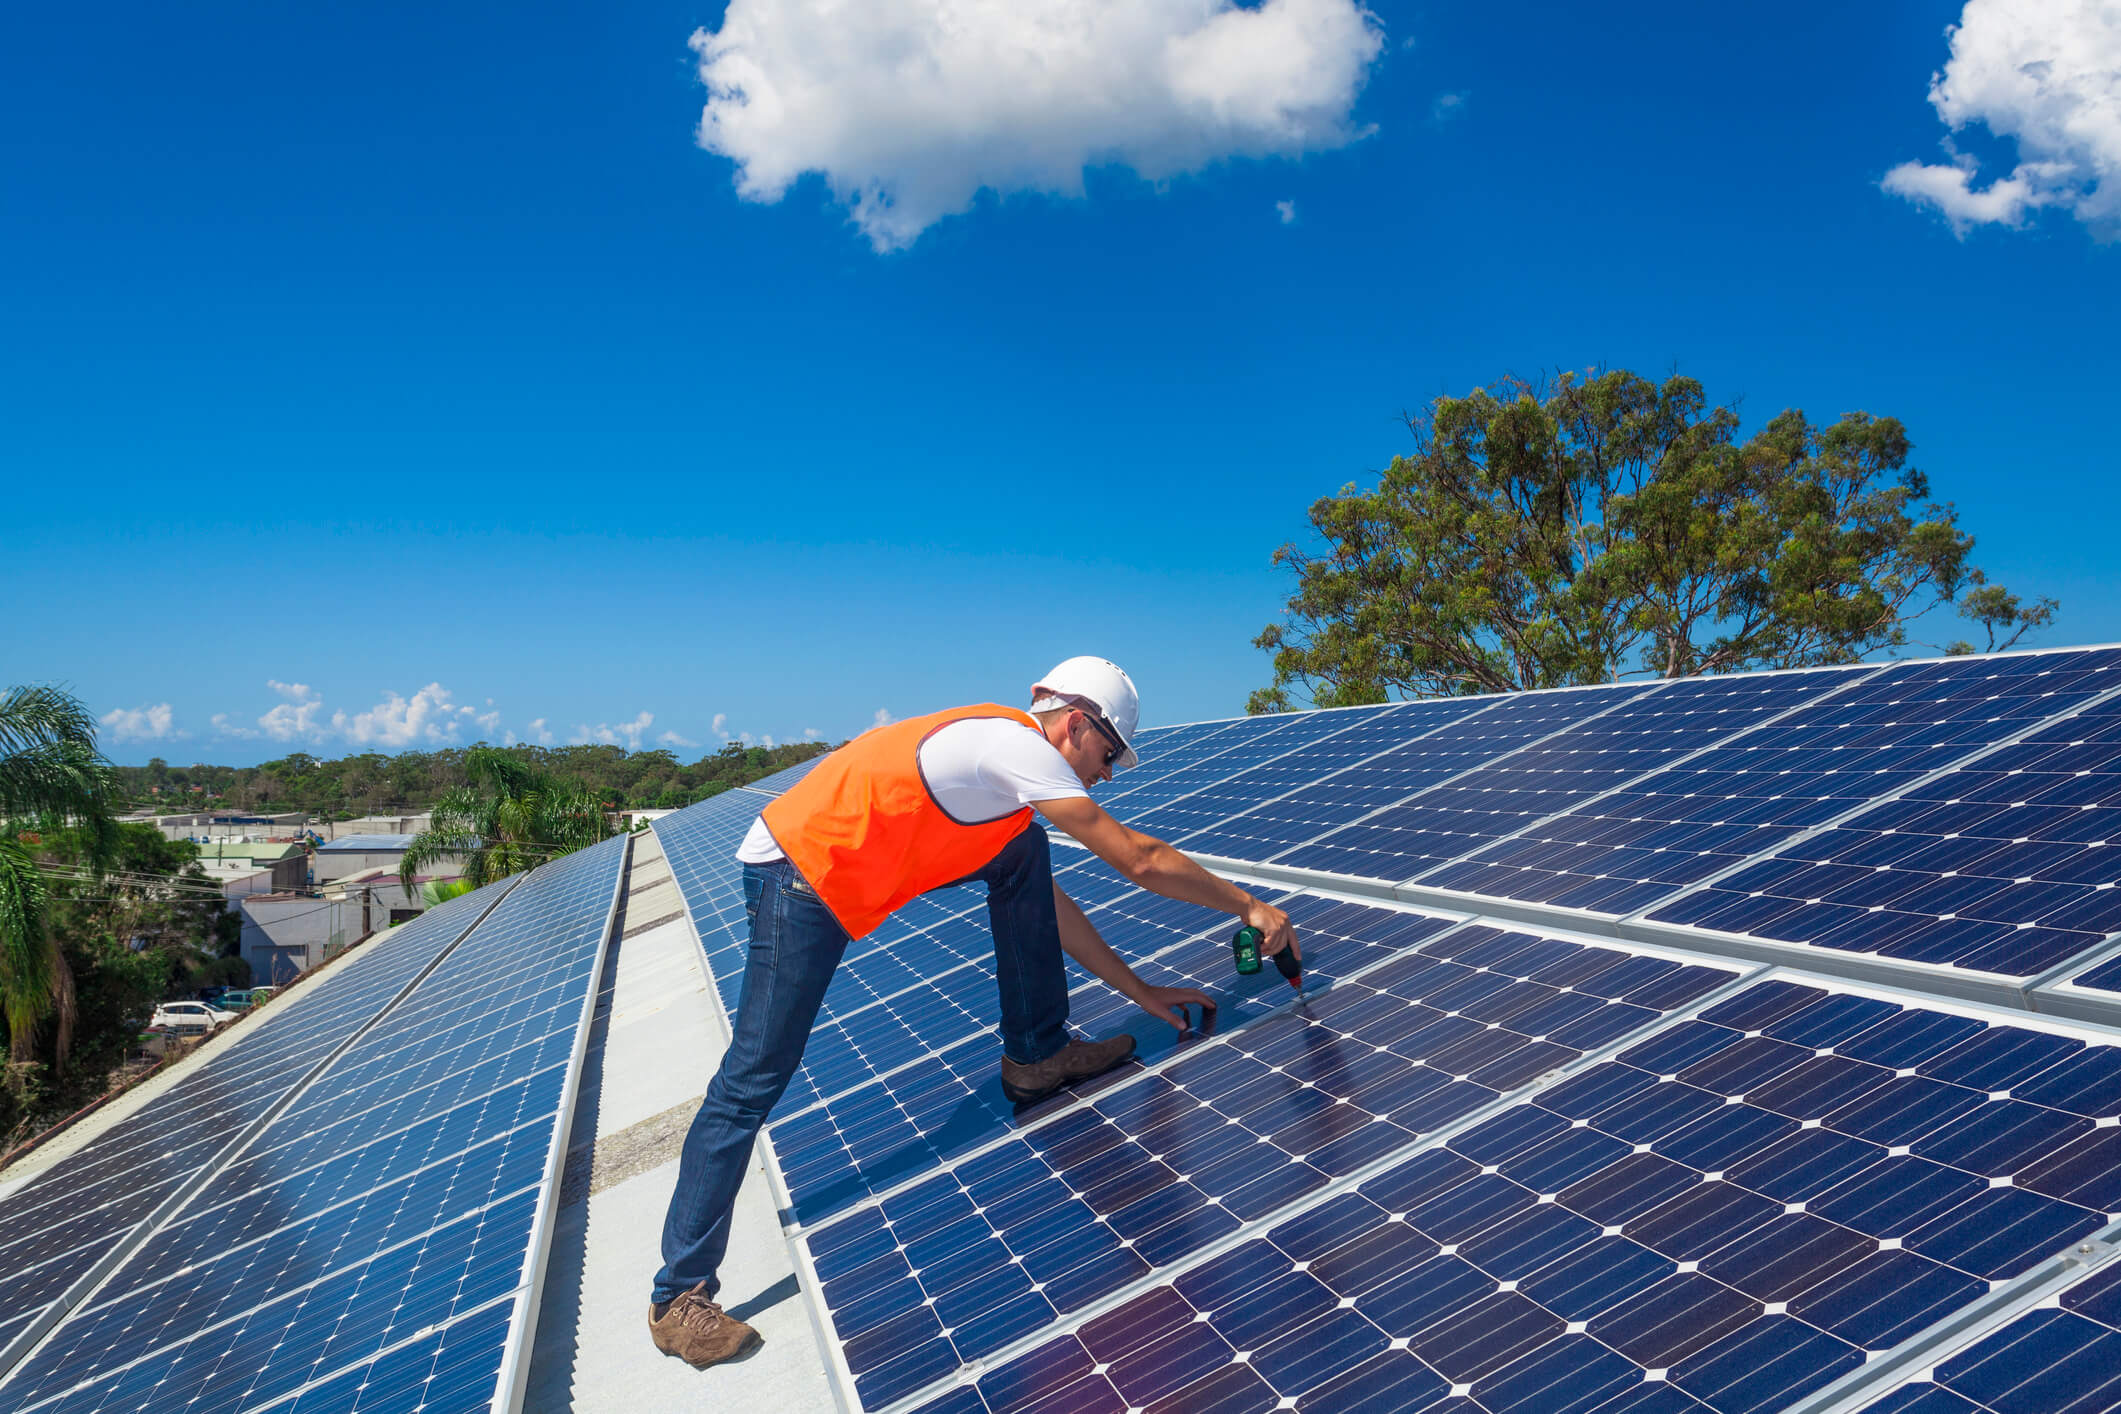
xmin=111 ymin=739 xmax=835 ymax=818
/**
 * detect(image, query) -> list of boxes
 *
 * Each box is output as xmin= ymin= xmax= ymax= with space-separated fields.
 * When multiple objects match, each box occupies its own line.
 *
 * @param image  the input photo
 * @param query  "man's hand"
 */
xmin=1246 ymin=897 xmax=1299 ymax=965
xmin=1129 ymin=982 xmax=1217 ymax=1034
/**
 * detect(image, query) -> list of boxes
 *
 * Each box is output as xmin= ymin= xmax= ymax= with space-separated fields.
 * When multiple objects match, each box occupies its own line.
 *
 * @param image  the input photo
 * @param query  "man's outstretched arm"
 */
xmin=1034 ymin=795 xmax=1298 ymax=961
xmin=1051 ymin=883 xmax=1214 ymax=1032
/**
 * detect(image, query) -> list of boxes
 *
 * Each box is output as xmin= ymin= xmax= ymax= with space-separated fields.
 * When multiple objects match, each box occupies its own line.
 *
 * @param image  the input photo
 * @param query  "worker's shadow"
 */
xmin=725 ymin=1273 xmax=801 ymax=1324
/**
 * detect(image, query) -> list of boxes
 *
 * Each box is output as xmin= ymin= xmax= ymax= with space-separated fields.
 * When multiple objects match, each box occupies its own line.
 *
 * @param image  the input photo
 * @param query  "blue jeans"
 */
xmin=653 ymin=823 xmax=1071 ymax=1302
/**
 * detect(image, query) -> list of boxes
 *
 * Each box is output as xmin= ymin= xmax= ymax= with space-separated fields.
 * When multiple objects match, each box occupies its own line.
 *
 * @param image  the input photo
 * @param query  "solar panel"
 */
xmin=0 ymin=879 xmax=511 ymax=1379
xmin=1174 ymin=684 xmax=1657 ymax=871
xmin=0 ymin=835 xmax=626 ymax=1414
xmin=908 ymin=975 xmax=2121 ymax=1414
xmin=1119 ymin=699 xmax=1486 ymax=845
xmin=1096 ymin=705 xmax=1423 ymax=821
xmin=1648 ymin=652 xmax=2121 ymax=980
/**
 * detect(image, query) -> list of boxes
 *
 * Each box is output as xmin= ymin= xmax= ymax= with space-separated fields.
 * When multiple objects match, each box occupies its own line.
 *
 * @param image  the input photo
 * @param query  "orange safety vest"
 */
xmin=760 ymin=703 xmax=1043 ymax=939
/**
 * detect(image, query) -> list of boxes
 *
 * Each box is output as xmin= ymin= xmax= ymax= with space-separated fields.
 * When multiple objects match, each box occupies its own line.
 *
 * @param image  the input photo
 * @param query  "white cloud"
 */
xmin=210 ymin=713 xmax=258 ymax=741
xmin=1883 ymin=0 xmax=2121 ymax=237
xmin=1275 ymin=198 xmax=1298 ymax=223
xmin=572 ymin=711 xmax=657 ymax=751
xmin=659 ymin=729 xmax=701 ymax=749
xmin=712 ymin=712 xmax=731 ymax=742
xmin=868 ymin=708 xmax=895 ymax=733
xmin=1431 ymin=90 xmax=1466 ymax=122
xmin=259 ymin=681 xmax=327 ymax=742
xmin=529 ymin=718 xmax=555 ymax=745
xmin=101 ymin=703 xmax=175 ymax=743
xmin=804 ymin=727 xmax=821 ymax=741
xmin=691 ymin=0 xmax=1387 ymax=251
xmin=332 ymin=682 xmax=465 ymax=748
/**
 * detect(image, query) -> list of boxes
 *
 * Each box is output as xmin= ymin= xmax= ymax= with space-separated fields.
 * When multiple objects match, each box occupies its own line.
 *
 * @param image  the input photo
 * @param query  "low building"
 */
xmin=322 ymin=868 xmax=431 ymax=936
xmin=191 ymin=840 xmax=308 ymax=900
xmin=144 ymin=811 xmax=309 ymax=842
xmin=238 ymin=891 xmax=351 ymax=985
xmin=312 ymin=834 xmax=419 ymax=884
xmin=325 ymin=813 xmax=432 ymax=840
xmin=238 ymin=864 xmax=465 ymax=984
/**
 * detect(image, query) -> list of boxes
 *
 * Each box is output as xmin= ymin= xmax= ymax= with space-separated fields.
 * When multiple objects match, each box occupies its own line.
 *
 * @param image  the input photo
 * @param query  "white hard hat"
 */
xmin=1032 ymin=657 xmax=1141 ymax=771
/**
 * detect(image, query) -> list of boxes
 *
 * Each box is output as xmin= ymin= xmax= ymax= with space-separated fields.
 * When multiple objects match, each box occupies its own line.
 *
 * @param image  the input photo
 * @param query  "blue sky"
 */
xmin=6 ymin=0 xmax=2117 ymax=766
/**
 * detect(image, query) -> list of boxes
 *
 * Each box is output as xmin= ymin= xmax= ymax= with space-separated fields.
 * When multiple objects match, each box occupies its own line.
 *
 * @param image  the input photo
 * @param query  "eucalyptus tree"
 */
xmin=1252 ymin=368 xmax=2057 ymax=710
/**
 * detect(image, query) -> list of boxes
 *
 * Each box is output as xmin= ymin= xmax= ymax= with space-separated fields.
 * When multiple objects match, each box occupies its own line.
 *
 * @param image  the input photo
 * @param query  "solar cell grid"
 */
xmin=1120 ymin=698 xmax=1482 ymax=845
xmin=1651 ymin=652 xmax=2121 ymax=978
xmin=1416 ymin=665 xmax=1884 ymax=913
xmin=1334 ymin=670 xmax=1866 ymax=892
xmin=0 ymin=880 xmax=508 ymax=1368
xmin=800 ymin=912 xmax=1740 ymax=1409
xmin=1858 ymin=1252 xmax=2121 ymax=1414
xmin=1094 ymin=705 xmax=1407 ymax=822
xmin=914 ymin=974 xmax=2121 ymax=1414
xmin=0 ymin=835 xmax=624 ymax=1414
xmin=1186 ymin=683 xmax=1653 ymax=872
xmin=273 ymin=1292 xmax=515 ymax=1414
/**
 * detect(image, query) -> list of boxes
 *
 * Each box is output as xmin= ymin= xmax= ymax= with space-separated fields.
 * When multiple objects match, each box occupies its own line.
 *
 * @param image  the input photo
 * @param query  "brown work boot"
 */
xmin=649 ymin=1283 xmax=761 ymax=1369
xmin=1000 ymin=1033 xmax=1138 ymax=1105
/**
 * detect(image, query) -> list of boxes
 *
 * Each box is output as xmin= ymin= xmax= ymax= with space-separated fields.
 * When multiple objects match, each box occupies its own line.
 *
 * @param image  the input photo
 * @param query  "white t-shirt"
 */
xmin=736 ymin=717 xmax=1088 ymax=864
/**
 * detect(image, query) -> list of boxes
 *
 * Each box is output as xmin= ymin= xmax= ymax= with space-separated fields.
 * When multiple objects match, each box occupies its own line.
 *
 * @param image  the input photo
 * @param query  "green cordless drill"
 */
xmin=1232 ymin=924 xmax=1303 ymax=994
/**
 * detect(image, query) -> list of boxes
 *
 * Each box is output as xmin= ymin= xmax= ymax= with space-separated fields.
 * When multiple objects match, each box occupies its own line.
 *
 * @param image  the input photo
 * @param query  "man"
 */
xmin=648 ymin=657 xmax=1301 ymax=1369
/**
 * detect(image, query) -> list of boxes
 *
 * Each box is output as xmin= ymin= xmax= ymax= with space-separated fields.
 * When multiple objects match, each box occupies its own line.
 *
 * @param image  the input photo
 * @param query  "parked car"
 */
xmin=212 ymin=989 xmax=254 ymax=1011
xmin=149 ymin=1001 xmax=237 ymax=1034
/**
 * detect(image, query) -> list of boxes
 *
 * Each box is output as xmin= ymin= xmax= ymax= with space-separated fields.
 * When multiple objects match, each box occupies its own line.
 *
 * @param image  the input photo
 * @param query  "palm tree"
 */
xmin=1 ymin=686 xmax=117 ymax=1068
xmin=397 ymin=745 xmax=612 ymax=892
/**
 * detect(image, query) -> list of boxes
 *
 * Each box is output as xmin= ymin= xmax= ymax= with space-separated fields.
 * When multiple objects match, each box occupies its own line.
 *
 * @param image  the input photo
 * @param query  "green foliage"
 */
xmin=398 ymin=745 xmax=614 ymax=891
xmin=0 ymin=813 xmax=247 ymax=1140
xmin=1251 ymin=369 xmax=2058 ymax=710
xmin=1 ymin=684 xmax=117 ymax=1067
xmin=419 ymin=878 xmax=475 ymax=909
xmin=108 ymin=740 xmax=832 ymax=816
xmin=1 ymin=933 xmax=170 ymax=1148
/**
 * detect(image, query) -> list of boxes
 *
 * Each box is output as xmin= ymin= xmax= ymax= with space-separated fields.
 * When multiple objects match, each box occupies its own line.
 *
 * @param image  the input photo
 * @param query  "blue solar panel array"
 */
xmin=917 ymin=976 xmax=2121 ymax=1414
xmin=1170 ymin=684 xmax=1654 ymax=870
xmin=0 ymin=834 xmax=625 ymax=1414
xmin=639 ymin=645 xmax=2121 ymax=1414
xmin=0 ymin=879 xmax=508 ymax=1376
xmin=1123 ymin=698 xmax=1489 ymax=847
xmin=1648 ymin=653 xmax=2121 ymax=978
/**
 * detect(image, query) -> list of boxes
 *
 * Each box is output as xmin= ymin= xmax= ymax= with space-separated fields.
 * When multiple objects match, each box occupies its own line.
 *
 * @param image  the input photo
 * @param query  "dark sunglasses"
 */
xmin=1078 ymin=710 xmax=1125 ymax=768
